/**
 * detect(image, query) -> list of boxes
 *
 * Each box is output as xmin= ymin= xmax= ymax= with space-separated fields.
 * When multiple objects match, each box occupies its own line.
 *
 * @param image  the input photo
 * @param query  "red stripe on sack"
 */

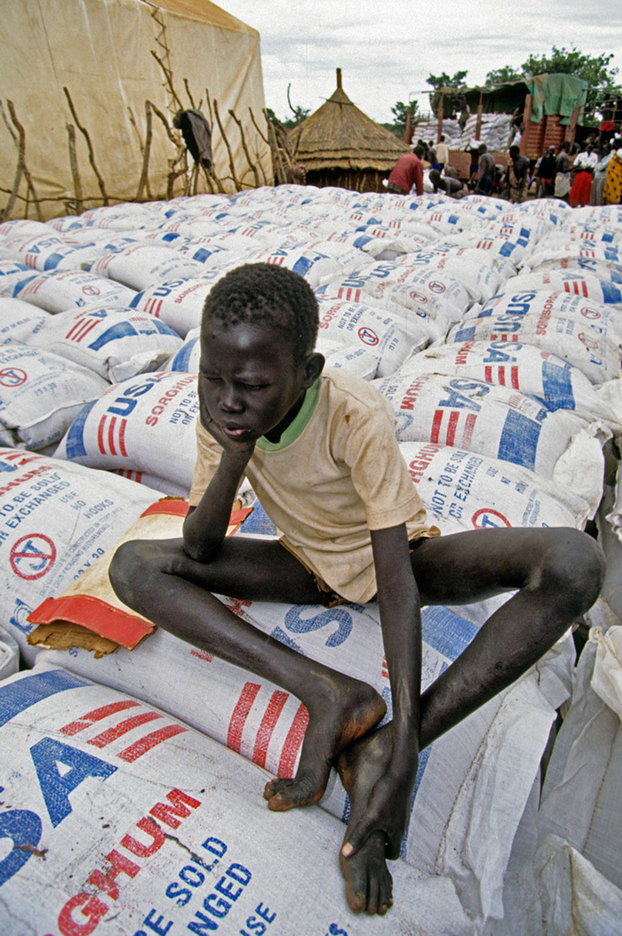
xmin=76 ymin=319 xmax=98 ymax=342
xmin=118 ymin=724 xmax=187 ymax=762
xmin=484 ymin=365 xmax=493 ymax=384
xmin=107 ymin=416 xmax=118 ymax=456
xmin=462 ymin=413 xmax=477 ymax=449
xmin=430 ymin=409 xmax=444 ymax=444
xmin=118 ymin=418 xmax=128 ymax=457
xmin=511 ymin=334 xmax=519 ymax=342
xmin=66 ymin=318 xmax=86 ymax=341
xmin=97 ymin=415 xmax=107 ymax=454
xmin=88 ymin=711 xmax=163 ymax=748
xmin=277 ymin=703 xmax=309 ymax=779
xmin=497 ymin=365 xmax=506 ymax=386
xmin=252 ymin=690 xmax=288 ymax=768
xmin=446 ymin=410 xmax=460 ymax=446
xmin=61 ymin=701 xmax=139 ymax=735
xmin=227 ymin=682 xmax=261 ymax=753
xmin=511 ymin=366 xmax=520 ymax=389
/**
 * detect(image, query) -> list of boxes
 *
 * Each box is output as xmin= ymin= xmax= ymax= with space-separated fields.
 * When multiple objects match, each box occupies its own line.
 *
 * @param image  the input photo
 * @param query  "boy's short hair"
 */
xmin=202 ymin=262 xmax=319 ymax=364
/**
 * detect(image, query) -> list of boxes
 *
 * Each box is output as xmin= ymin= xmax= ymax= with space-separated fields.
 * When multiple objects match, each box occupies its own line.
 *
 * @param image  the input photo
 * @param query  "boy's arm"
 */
xmin=183 ymin=421 xmax=254 ymax=563
xmin=342 ymin=523 xmax=421 ymax=860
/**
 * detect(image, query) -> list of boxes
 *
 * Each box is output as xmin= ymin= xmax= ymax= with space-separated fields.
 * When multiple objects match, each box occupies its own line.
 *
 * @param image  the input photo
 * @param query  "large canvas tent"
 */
xmin=289 ymin=70 xmax=410 ymax=192
xmin=0 ymin=0 xmax=272 ymax=220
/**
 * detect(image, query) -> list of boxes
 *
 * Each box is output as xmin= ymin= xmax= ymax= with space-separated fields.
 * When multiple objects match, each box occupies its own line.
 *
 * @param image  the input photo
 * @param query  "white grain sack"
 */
xmin=26 ymin=307 xmax=182 ymax=382
xmin=0 ymin=345 xmax=109 ymax=449
xmin=396 ymin=339 xmax=622 ymax=428
xmin=0 ymin=296 xmax=50 ymax=343
xmin=0 ymin=664 xmax=475 ymax=934
xmin=10 ymin=268 xmax=137 ymax=313
xmin=55 ymin=370 xmax=200 ymax=490
xmin=376 ymin=371 xmax=600 ymax=487
xmin=447 ymin=310 xmax=620 ymax=385
xmin=400 ymin=441 xmax=591 ymax=530
xmin=316 ymin=296 xmax=440 ymax=376
xmin=0 ymin=446 xmax=157 ymax=664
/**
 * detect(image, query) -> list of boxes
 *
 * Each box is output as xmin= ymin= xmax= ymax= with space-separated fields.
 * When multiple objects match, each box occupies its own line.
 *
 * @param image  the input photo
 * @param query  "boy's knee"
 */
xmin=542 ymin=529 xmax=605 ymax=614
xmin=108 ymin=539 xmax=152 ymax=605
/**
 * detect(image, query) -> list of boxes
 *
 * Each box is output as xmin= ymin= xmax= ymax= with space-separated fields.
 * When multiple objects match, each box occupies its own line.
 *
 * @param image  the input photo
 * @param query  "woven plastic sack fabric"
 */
xmin=0 ymin=345 xmax=109 ymax=449
xmin=55 ymin=370 xmax=199 ymax=491
xmin=0 ymin=665 xmax=477 ymax=935
xmin=26 ymin=307 xmax=182 ymax=382
xmin=27 ymin=502 xmax=574 ymax=924
xmin=375 ymin=372 xmax=603 ymax=494
xmin=0 ymin=447 xmax=159 ymax=664
xmin=9 ymin=268 xmax=137 ymax=313
xmin=0 ymin=296 xmax=50 ymax=343
xmin=316 ymin=297 xmax=440 ymax=376
xmin=391 ymin=339 xmax=621 ymax=428
xmin=130 ymin=273 xmax=229 ymax=338
xmin=447 ymin=310 xmax=620 ymax=385
xmin=494 ymin=268 xmax=622 ymax=304
xmin=88 ymin=243 xmax=213 ymax=291
xmin=471 ymin=288 xmax=622 ymax=345
xmin=399 ymin=441 xmax=590 ymax=530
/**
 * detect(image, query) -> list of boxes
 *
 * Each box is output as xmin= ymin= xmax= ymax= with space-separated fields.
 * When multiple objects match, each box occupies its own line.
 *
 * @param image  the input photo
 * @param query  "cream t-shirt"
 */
xmin=189 ymin=368 xmax=439 ymax=603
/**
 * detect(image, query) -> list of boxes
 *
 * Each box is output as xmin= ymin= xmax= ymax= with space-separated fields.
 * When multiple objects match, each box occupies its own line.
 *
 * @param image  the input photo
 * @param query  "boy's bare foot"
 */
xmin=263 ymin=675 xmax=386 ymax=811
xmin=337 ymin=725 xmax=394 ymax=915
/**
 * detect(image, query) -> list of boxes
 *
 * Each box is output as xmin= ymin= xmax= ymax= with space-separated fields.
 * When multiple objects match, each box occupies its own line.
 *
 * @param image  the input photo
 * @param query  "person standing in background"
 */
xmin=554 ymin=141 xmax=572 ymax=201
xmin=536 ymin=146 xmax=557 ymax=198
xmin=435 ymin=135 xmax=449 ymax=171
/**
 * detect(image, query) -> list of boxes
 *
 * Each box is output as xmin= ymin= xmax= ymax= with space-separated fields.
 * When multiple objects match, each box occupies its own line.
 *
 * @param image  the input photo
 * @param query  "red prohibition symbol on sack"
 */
xmin=428 ymin=280 xmax=447 ymax=294
xmin=10 ymin=533 xmax=57 ymax=579
xmin=0 ymin=367 xmax=27 ymax=387
xmin=358 ymin=325 xmax=379 ymax=346
xmin=580 ymin=306 xmax=601 ymax=320
xmin=81 ymin=283 xmax=101 ymax=296
xmin=471 ymin=508 xmax=511 ymax=529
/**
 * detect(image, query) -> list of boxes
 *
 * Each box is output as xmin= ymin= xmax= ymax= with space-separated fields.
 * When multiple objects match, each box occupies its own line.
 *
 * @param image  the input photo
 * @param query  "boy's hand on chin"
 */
xmin=203 ymin=414 xmax=256 ymax=463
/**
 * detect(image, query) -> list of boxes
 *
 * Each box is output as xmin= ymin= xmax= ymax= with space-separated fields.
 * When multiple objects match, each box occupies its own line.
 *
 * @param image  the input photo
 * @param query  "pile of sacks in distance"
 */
xmin=416 ymin=113 xmax=514 ymax=151
xmin=1 ymin=185 xmax=621 ymax=934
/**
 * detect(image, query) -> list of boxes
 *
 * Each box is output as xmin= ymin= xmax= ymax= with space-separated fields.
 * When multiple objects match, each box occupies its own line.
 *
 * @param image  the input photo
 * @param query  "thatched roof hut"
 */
xmin=288 ymin=70 xmax=410 ymax=192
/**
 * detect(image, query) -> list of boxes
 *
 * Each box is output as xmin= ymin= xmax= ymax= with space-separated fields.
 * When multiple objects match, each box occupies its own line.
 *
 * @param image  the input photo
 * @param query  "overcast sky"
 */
xmin=221 ymin=0 xmax=622 ymax=124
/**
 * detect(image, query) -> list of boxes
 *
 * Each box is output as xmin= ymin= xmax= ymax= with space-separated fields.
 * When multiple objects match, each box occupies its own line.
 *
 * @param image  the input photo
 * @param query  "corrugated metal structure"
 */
xmin=288 ymin=70 xmax=409 ymax=192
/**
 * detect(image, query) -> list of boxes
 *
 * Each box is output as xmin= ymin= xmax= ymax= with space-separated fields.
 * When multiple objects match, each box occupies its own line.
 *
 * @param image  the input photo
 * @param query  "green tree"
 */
xmin=387 ymin=100 xmax=419 ymax=136
xmin=426 ymin=70 xmax=468 ymax=91
xmin=426 ymin=71 xmax=469 ymax=119
xmin=485 ymin=65 xmax=521 ymax=87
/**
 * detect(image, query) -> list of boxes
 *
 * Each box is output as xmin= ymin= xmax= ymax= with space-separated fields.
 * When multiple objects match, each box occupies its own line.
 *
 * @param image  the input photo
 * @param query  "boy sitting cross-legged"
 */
xmin=109 ymin=262 xmax=604 ymax=916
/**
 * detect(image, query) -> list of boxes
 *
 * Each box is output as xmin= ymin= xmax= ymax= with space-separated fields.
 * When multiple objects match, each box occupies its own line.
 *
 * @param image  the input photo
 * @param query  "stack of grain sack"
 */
xmin=415 ymin=114 xmax=513 ymax=152
xmin=0 ymin=186 xmax=621 ymax=935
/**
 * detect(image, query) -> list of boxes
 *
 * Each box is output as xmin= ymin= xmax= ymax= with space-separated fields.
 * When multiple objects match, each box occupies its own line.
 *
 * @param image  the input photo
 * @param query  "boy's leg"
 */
xmin=412 ymin=526 xmax=604 ymax=744
xmin=338 ymin=525 xmax=604 ymax=913
xmin=108 ymin=537 xmax=386 ymax=809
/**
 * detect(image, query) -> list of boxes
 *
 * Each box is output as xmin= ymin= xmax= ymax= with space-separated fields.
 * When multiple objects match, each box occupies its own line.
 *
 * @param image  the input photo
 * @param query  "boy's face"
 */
xmin=199 ymin=320 xmax=318 ymax=443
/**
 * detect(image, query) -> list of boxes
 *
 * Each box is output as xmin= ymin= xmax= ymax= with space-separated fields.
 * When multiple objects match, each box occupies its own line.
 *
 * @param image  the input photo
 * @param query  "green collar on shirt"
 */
xmin=256 ymin=377 xmax=321 ymax=452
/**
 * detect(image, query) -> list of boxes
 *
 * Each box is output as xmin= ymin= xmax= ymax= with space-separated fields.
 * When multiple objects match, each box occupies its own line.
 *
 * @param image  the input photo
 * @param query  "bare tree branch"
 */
xmin=63 ymin=86 xmax=108 ymax=205
xmin=66 ymin=123 xmax=83 ymax=211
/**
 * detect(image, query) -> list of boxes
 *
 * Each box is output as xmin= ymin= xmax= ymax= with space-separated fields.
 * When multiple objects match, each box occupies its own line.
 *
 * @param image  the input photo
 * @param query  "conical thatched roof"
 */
xmin=289 ymin=70 xmax=410 ymax=172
